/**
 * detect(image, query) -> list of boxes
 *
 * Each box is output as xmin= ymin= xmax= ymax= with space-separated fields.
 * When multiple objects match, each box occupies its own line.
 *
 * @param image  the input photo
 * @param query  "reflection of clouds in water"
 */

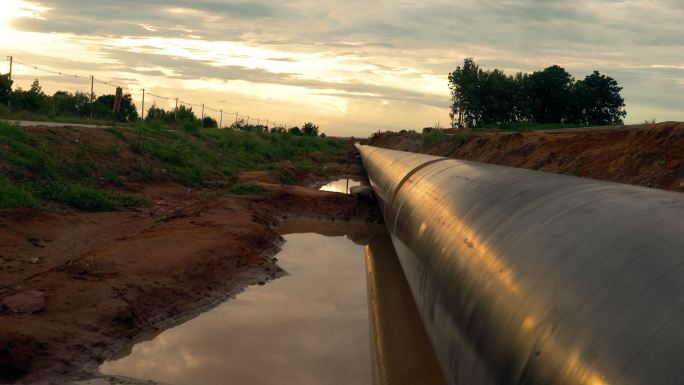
xmin=101 ymin=233 xmax=371 ymax=385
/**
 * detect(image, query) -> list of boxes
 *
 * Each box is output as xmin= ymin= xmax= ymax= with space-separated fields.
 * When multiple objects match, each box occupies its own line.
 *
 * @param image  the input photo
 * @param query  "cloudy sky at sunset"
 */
xmin=1 ymin=0 xmax=682 ymax=136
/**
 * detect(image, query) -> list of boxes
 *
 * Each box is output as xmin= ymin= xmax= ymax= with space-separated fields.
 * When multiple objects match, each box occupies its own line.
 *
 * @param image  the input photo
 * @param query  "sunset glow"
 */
xmin=0 ymin=0 xmax=681 ymax=135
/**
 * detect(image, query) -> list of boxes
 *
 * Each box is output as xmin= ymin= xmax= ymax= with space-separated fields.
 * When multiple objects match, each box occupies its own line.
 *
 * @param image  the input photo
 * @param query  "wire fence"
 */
xmin=2 ymin=55 xmax=290 ymax=129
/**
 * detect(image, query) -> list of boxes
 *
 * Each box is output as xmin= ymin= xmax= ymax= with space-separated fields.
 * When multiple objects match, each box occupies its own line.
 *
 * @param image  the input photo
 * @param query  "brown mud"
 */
xmin=0 ymin=131 xmax=378 ymax=384
xmin=368 ymin=122 xmax=684 ymax=192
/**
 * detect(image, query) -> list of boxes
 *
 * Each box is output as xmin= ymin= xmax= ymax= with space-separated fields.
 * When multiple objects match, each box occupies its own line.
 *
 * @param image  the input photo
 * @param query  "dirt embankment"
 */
xmin=0 ymin=127 xmax=378 ymax=384
xmin=368 ymin=122 xmax=684 ymax=192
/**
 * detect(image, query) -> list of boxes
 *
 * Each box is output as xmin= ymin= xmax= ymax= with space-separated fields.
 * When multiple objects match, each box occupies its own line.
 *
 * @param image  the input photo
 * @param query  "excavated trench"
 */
xmin=96 ymin=180 xmax=444 ymax=385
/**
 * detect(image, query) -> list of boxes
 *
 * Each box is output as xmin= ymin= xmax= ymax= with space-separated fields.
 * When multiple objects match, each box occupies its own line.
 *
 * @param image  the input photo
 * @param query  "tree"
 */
xmin=202 ymin=116 xmax=218 ymax=128
xmin=51 ymin=91 xmax=91 ymax=117
xmin=174 ymin=105 xmax=198 ymax=123
xmin=572 ymin=71 xmax=626 ymax=125
xmin=94 ymin=94 xmax=138 ymax=122
xmin=448 ymin=58 xmax=481 ymax=128
xmin=0 ymin=74 xmax=12 ymax=105
xmin=288 ymin=126 xmax=301 ymax=135
xmin=146 ymin=105 xmax=168 ymax=122
xmin=479 ymin=69 xmax=517 ymax=125
xmin=527 ymin=65 xmax=574 ymax=123
xmin=11 ymin=79 xmax=48 ymax=112
xmin=302 ymin=122 xmax=319 ymax=136
xmin=447 ymin=59 xmax=628 ymax=128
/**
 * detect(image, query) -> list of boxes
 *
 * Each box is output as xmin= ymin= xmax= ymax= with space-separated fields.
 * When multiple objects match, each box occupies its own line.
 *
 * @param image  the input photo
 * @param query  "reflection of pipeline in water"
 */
xmin=356 ymin=144 xmax=684 ymax=385
xmin=279 ymin=217 xmax=384 ymax=245
xmin=365 ymin=232 xmax=447 ymax=385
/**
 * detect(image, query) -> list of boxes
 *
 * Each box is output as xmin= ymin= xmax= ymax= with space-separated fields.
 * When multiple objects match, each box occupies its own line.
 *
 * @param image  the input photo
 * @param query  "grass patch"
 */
xmin=0 ymin=108 xmax=124 ymax=127
xmin=227 ymin=183 xmax=265 ymax=195
xmin=269 ymin=167 xmax=297 ymax=185
xmin=0 ymin=123 xmax=60 ymax=180
xmin=447 ymin=132 xmax=472 ymax=153
xmin=423 ymin=128 xmax=448 ymax=149
xmin=0 ymin=120 xmax=345 ymax=211
xmin=0 ymin=178 xmax=38 ymax=208
xmin=296 ymin=158 xmax=319 ymax=170
xmin=41 ymin=183 xmax=142 ymax=212
xmin=105 ymin=127 xmax=129 ymax=143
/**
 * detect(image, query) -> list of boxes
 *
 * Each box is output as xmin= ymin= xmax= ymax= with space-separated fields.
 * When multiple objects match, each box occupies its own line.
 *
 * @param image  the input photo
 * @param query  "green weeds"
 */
xmin=0 ymin=177 xmax=38 ymax=208
xmin=0 ymin=120 xmax=344 ymax=211
xmin=423 ymin=128 xmax=448 ymax=149
xmin=227 ymin=183 xmax=265 ymax=195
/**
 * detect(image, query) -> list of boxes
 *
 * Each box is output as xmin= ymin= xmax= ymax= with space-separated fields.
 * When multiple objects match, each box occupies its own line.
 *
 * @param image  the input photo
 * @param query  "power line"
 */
xmin=3 ymin=55 xmax=291 ymax=129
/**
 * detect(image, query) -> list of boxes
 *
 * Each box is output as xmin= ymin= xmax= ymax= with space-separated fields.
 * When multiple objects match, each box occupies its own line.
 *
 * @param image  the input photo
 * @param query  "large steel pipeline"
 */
xmin=356 ymin=144 xmax=684 ymax=385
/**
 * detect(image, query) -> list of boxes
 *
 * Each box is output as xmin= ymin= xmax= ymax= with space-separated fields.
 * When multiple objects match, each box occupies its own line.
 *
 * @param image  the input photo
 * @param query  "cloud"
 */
xmin=2 ymin=0 xmax=683 ymax=135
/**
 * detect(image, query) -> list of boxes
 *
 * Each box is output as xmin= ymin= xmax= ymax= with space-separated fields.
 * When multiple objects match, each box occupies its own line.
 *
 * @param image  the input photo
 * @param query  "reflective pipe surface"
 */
xmin=366 ymin=231 xmax=448 ymax=385
xmin=356 ymin=144 xmax=684 ymax=385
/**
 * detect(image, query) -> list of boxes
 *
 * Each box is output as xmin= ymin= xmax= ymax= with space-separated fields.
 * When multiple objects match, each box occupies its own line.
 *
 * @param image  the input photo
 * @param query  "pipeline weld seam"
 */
xmin=386 ymin=158 xmax=450 ymax=221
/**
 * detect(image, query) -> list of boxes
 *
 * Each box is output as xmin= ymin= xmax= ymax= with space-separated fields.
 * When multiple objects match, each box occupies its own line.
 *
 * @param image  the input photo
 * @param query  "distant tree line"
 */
xmin=145 ymin=103 xmax=321 ymax=136
xmin=0 ymin=74 xmax=324 ymax=136
xmin=0 ymin=76 xmax=138 ymax=122
xmin=448 ymin=58 xmax=626 ymax=128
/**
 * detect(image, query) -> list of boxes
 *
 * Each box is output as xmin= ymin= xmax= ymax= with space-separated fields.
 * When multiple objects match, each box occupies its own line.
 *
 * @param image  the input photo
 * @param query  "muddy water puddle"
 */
xmin=100 ymin=220 xmax=384 ymax=385
xmin=319 ymin=178 xmax=364 ymax=194
xmin=99 ymin=215 xmax=445 ymax=385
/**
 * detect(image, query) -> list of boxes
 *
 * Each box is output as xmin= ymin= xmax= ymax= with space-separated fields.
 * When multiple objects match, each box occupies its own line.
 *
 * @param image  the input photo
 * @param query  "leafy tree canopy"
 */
xmin=448 ymin=58 xmax=626 ymax=128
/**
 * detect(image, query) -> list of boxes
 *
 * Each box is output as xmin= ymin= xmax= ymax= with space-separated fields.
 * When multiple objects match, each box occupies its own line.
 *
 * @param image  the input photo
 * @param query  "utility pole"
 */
xmin=220 ymin=109 xmax=223 ymax=129
xmin=246 ymin=116 xmax=250 ymax=125
xmin=201 ymin=103 xmax=205 ymax=126
xmin=266 ymin=119 xmax=269 ymax=129
xmin=90 ymin=75 xmax=94 ymax=120
xmin=174 ymin=98 xmax=178 ymax=121
xmin=235 ymin=112 xmax=238 ymax=124
xmin=141 ymin=89 xmax=145 ymax=120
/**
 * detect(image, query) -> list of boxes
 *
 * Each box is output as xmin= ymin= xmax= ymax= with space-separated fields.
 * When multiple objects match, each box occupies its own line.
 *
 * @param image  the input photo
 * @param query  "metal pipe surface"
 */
xmin=366 ymin=231 xmax=448 ymax=385
xmin=356 ymin=144 xmax=684 ymax=385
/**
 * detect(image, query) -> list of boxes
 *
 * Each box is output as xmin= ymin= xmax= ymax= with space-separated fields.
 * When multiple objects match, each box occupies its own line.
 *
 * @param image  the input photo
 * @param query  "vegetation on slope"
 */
xmin=0 ymin=120 xmax=343 ymax=211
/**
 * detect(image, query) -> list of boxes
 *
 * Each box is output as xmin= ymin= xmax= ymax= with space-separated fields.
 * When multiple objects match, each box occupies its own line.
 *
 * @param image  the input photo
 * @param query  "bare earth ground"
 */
xmin=3 ymin=121 xmax=683 ymax=384
xmin=369 ymin=122 xmax=684 ymax=193
xmin=0 ymin=136 xmax=378 ymax=384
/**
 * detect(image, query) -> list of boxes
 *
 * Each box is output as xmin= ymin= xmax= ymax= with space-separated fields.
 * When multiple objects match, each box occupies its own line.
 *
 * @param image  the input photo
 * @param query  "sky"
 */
xmin=0 ymin=0 xmax=682 ymax=136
